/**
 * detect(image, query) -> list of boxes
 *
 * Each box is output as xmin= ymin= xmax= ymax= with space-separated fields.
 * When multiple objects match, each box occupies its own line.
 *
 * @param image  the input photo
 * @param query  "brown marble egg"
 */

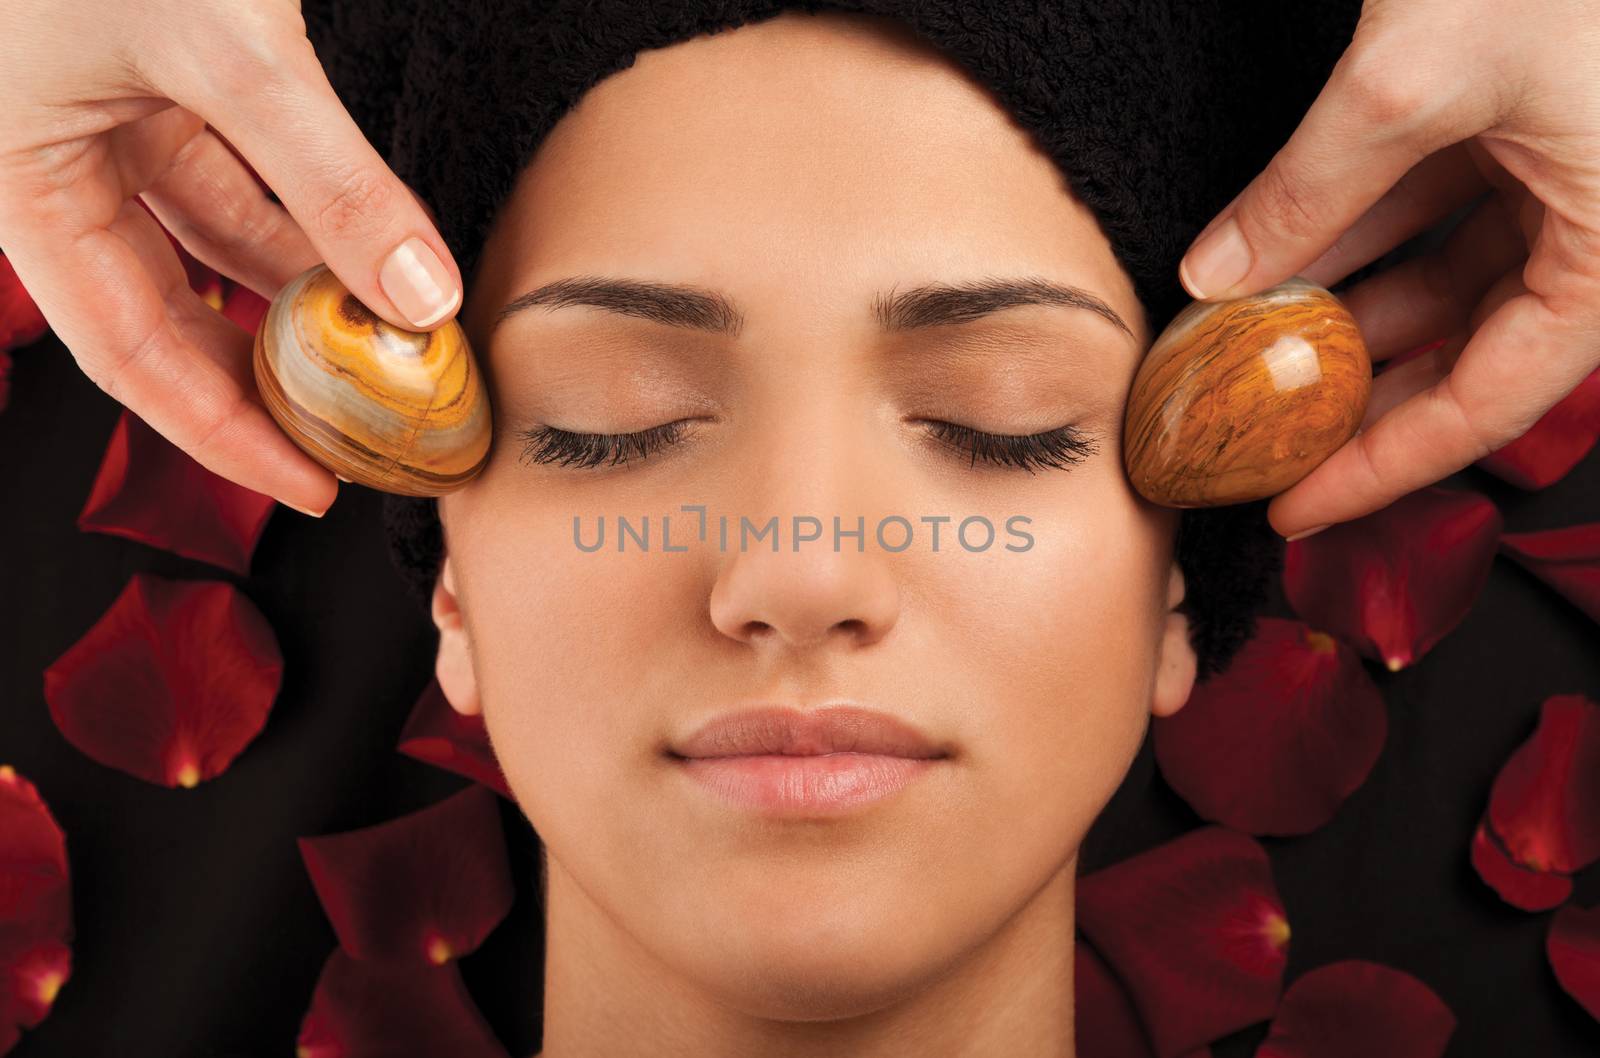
xmin=253 ymin=264 xmax=492 ymax=496
xmin=1123 ymin=276 xmax=1371 ymax=508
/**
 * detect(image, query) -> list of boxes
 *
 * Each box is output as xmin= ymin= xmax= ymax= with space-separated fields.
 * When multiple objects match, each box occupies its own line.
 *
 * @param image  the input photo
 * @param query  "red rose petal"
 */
xmin=0 ymin=767 xmax=73 ymax=1051
xmin=42 ymin=574 xmax=283 ymax=788
xmin=1283 ymin=486 xmax=1502 ymax=670
xmin=1487 ymin=694 xmax=1600 ymax=874
xmin=1477 ymin=366 xmax=1600 ymax=490
xmin=397 ymin=679 xmax=512 ymax=800
xmin=1549 ymin=900 xmax=1600 ymax=1023
xmin=1255 ymin=960 xmax=1455 ymax=1058
xmin=1469 ymin=817 xmax=1572 ymax=912
xmin=78 ymin=409 xmax=278 ymax=575
xmin=298 ymin=785 xmax=514 ymax=966
xmin=295 ymin=947 xmax=508 ymax=1058
xmin=1077 ymin=826 xmax=1288 ymax=1058
xmin=1154 ymin=618 xmax=1386 ymax=836
xmin=1499 ymin=523 xmax=1600 ymax=628
xmin=1076 ymin=939 xmax=1158 ymax=1058
xmin=142 ymin=204 xmax=226 ymax=312
xmin=221 ymin=282 xmax=270 ymax=336
xmin=0 ymin=255 xmax=49 ymax=354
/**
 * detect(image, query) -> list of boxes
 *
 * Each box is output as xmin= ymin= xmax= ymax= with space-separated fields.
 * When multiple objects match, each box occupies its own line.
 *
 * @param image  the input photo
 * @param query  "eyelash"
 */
xmin=515 ymin=419 xmax=1099 ymax=473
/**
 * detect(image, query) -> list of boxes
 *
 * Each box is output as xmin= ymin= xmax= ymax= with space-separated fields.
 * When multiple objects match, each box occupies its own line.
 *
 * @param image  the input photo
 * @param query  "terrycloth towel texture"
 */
xmin=302 ymin=0 xmax=1363 ymax=678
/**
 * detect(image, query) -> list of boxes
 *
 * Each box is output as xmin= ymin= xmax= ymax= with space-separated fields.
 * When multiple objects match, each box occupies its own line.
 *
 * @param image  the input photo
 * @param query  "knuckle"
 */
xmin=1339 ymin=50 xmax=1431 ymax=129
xmin=311 ymin=166 xmax=395 ymax=241
xmin=1250 ymin=161 xmax=1323 ymax=242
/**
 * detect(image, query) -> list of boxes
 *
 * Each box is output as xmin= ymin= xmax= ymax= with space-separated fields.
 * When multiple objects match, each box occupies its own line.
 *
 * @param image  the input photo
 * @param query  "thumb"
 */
xmin=1179 ymin=46 xmax=1469 ymax=301
xmin=169 ymin=27 xmax=462 ymax=331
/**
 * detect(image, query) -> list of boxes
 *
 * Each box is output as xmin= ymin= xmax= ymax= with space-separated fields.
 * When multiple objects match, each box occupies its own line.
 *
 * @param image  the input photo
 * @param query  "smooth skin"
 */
xmin=0 ymin=0 xmax=464 ymax=517
xmin=431 ymin=12 xmax=1195 ymax=1057
xmin=1180 ymin=0 xmax=1600 ymax=541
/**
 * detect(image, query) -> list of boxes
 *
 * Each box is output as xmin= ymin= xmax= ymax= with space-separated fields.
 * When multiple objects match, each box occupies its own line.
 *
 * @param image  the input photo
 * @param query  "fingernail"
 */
xmin=1180 ymin=216 xmax=1252 ymax=300
xmin=283 ymin=498 xmax=328 ymax=518
xmin=380 ymin=236 xmax=461 ymax=329
xmin=1284 ymin=523 xmax=1330 ymax=543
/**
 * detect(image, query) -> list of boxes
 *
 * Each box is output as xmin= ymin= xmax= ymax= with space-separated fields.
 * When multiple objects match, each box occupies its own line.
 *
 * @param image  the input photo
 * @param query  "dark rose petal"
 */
xmin=1469 ymin=817 xmax=1572 ymax=912
xmin=1283 ymin=486 xmax=1502 ymax=671
xmin=1077 ymin=826 xmax=1288 ymax=1058
xmin=1076 ymin=939 xmax=1157 ymax=1058
xmin=1154 ymin=618 xmax=1386 ymax=836
xmin=1477 ymin=366 xmax=1600 ymax=490
xmin=295 ymin=947 xmax=508 ymax=1058
xmin=298 ymin=785 xmax=514 ymax=966
xmin=0 ymin=255 xmax=49 ymax=354
xmin=1548 ymin=901 xmax=1600 ymax=1022
xmin=42 ymin=574 xmax=283 ymax=788
xmin=1255 ymin=960 xmax=1455 ymax=1058
xmin=0 ymin=767 xmax=73 ymax=1051
xmin=397 ymin=680 xmax=512 ymax=800
xmin=1487 ymin=694 xmax=1600 ymax=874
xmin=221 ymin=282 xmax=270 ymax=336
xmin=78 ymin=409 xmax=278 ymax=575
xmin=1499 ymin=523 xmax=1600 ymax=627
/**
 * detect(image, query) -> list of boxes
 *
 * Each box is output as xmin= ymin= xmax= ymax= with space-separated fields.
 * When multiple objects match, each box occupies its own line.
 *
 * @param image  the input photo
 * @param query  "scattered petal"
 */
xmin=1487 ymin=694 xmax=1600 ymax=875
xmin=397 ymin=680 xmax=512 ymax=800
xmin=1499 ymin=523 xmax=1600 ymax=628
xmin=0 ymin=767 xmax=73 ymax=1051
xmin=1470 ymin=817 xmax=1572 ymax=912
xmin=1075 ymin=939 xmax=1156 ymax=1058
xmin=0 ymin=255 xmax=49 ymax=354
xmin=1283 ymin=486 xmax=1502 ymax=670
xmin=1077 ymin=826 xmax=1288 ymax=1058
xmin=1255 ymin=960 xmax=1455 ymax=1058
xmin=295 ymin=947 xmax=508 ymax=1058
xmin=1154 ymin=619 xmax=1386 ymax=836
xmin=298 ymin=785 xmax=514 ymax=966
xmin=1477 ymin=366 xmax=1600 ymax=490
xmin=42 ymin=574 xmax=283 ymax=788
xmin=1549 ymin=901 xmax=1600 ymax=1023
xmin=78 ymin=409 xmax=278 ymax=575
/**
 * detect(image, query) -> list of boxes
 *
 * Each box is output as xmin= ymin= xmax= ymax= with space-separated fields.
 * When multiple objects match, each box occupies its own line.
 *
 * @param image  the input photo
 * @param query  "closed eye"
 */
xmin=515 ymin=419 xmax=1099 ymax=473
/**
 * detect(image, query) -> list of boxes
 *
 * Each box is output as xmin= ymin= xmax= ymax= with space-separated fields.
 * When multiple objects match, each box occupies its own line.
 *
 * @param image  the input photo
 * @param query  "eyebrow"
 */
xmin=492 ymin=275 xmax=1134 ymax=338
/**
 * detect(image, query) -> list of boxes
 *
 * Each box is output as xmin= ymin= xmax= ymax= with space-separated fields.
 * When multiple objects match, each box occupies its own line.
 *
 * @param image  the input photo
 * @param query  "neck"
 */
xmin=531 ymin=856 xmax=1078 ymax=1058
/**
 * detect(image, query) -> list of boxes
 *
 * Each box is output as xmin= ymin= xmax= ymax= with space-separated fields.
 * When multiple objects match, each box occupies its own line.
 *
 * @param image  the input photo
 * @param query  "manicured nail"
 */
xmin=283 ymin=498 xmax=328 ymax=518
xmin=1285 ymin=523 xmax=1330 ymax=543
xmin=1179 ymin=215 xmax=1251 ymax=300
xmin=379 ymin=236 xmax=461 ymax=329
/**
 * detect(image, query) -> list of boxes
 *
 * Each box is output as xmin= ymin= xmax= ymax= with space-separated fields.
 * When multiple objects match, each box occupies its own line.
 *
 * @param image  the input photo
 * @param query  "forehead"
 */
xmin=465 ymin=10 xmax=1143 ymax=342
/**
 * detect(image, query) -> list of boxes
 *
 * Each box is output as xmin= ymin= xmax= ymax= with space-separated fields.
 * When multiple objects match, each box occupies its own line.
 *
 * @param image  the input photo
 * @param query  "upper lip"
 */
xmin=667 ymin=705 xmax=949 ymax=760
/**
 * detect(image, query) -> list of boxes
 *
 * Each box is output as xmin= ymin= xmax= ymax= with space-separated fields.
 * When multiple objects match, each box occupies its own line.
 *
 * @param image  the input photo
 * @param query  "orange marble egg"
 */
xmin=253 ymin=264 xmax=492 ymax=497
xmin=1123 ymin=277 xmax=1371 ymax=508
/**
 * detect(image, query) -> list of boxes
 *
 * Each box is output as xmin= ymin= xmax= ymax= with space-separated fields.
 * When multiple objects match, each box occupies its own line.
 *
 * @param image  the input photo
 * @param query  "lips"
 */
xmin=667 ymin=704 xmax=949 ymax=760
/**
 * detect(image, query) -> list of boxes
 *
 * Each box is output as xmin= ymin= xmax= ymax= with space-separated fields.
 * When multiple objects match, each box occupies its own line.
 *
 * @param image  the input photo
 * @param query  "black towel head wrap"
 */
xmin=303 ymin=0 xmax=1362 ymax=680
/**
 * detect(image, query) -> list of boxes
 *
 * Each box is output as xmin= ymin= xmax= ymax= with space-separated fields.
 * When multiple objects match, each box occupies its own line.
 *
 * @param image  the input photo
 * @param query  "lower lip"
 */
xmin=673 ymin=752 xmax=941 ymax=815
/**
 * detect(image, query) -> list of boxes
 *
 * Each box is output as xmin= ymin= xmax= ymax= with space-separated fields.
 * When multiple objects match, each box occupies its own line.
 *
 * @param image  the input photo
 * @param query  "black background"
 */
xmin=2 ymin=332 xmax=1598 ymax=1057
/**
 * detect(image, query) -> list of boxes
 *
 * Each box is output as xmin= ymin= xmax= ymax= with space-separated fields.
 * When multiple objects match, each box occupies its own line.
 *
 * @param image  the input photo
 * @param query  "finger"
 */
xmin=1266 ymin=267 xmax=1600 ymax=539
xmin=158 ymin=29 xmax=463 ymax=331
xmin=1299 ymin=143 xmax=1489 ymax=288
xmin=1361 ymin=333 xmax=1467 ymax=429
xmin=134 ymin=123 xmax=321 ymax=298
xmin=1338 ymin=191 xmax=1527 ymax=359
xmin=1179 ymin=44 xmax=1491 ymax=301
xmin=7 ymin=189 xmax=337 ymax=515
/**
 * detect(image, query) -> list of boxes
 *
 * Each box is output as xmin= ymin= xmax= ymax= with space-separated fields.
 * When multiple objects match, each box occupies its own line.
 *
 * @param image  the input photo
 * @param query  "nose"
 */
xmin=706 ymin=404 xmax=902 ymax=651
xmin=709 ymin=531 xmax=901 ymax=649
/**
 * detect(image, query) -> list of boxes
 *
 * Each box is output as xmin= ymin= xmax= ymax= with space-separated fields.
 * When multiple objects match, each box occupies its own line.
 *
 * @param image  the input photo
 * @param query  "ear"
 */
xmin=1151 ymin=559 xmax=1198 ymax=719
xmin=431 ymin=555 xmax=482 ymax=718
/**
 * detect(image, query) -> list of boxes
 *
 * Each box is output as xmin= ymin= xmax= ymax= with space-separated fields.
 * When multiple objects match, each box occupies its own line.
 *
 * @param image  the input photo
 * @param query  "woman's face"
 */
xmin=432 ymin=9 xmax=1196 ymax=1018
